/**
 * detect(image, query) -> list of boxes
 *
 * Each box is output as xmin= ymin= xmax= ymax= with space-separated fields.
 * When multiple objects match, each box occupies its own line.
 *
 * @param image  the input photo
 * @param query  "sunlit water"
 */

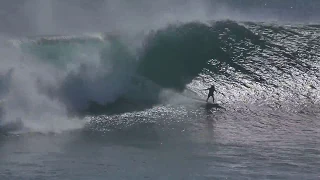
xmin=1 ymin=102 xmax=320 ymax=180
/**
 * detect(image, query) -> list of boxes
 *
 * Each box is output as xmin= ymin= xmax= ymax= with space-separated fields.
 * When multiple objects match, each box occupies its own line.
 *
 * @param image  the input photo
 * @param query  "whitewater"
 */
xmin=1 ymin=0 xmax=320 ymax=179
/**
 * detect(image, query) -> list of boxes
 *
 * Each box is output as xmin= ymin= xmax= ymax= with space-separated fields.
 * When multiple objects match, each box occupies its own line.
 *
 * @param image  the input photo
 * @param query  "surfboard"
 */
xmin=188 ymin=97 xmax=224 ymax=109
xmin=189 ymin=97 xmax=217 ymax=104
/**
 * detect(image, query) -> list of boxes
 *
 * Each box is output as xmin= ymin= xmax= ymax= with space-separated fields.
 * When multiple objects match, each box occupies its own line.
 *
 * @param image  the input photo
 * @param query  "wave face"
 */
xmin=1 ymin=20 xmax=320 ymax=132
xmin=139 ymin=21 xmax=320 ymax=104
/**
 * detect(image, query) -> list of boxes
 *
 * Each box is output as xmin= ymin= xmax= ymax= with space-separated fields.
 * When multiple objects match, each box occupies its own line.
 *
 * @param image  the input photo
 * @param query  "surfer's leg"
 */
xmin=206 ymin=94 xmax=210 ymax=102
xmin=212 ymin=95 xmax=215 ymax=103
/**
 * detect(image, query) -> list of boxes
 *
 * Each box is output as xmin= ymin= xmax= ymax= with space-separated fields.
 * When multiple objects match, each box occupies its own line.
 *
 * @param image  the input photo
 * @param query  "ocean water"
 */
xmin=1 ymin=1 xmax=320 ymax=179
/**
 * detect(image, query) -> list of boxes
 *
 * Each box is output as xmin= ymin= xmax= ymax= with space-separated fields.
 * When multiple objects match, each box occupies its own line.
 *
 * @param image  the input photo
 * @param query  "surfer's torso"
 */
xmin=208 ymin=86 xmax=215 ymax=95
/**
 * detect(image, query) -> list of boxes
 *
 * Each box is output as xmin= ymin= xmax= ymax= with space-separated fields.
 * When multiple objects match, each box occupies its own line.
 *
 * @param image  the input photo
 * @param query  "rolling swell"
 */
xmin=8 ymin=20 xmax=320 ymax=116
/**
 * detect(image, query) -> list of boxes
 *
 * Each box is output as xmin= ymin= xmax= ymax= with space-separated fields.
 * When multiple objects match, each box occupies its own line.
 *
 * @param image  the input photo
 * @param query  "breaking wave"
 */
xmin=1 ymin=20 xmax=320 ymax=133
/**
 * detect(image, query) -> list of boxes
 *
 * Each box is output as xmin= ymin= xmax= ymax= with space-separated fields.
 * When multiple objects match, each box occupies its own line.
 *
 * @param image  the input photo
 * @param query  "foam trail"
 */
xmin=0 ymin=38 xmax=87 ymax=133
xmin=0 ymin=32 xmax=141 ymax=134
xmin=35 ymin=35 xmax=138 ymax=111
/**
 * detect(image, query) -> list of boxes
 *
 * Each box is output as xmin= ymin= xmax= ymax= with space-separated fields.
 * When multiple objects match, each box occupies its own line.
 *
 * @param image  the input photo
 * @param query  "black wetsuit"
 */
xmin=206 ymin=86 xmax=215 ymax=103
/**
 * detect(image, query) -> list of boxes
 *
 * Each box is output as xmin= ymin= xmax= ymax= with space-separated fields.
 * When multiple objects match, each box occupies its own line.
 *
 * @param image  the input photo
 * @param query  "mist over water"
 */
xmin=0 ymin=39 xmax=86 ymax=133
xmin=1 ymin=0 xmax=319 ymax=36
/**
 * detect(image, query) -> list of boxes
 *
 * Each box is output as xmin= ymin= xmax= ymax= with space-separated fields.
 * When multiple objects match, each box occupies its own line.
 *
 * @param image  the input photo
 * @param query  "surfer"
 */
xmin=204 ymin=85 xmax=216 ymax=103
